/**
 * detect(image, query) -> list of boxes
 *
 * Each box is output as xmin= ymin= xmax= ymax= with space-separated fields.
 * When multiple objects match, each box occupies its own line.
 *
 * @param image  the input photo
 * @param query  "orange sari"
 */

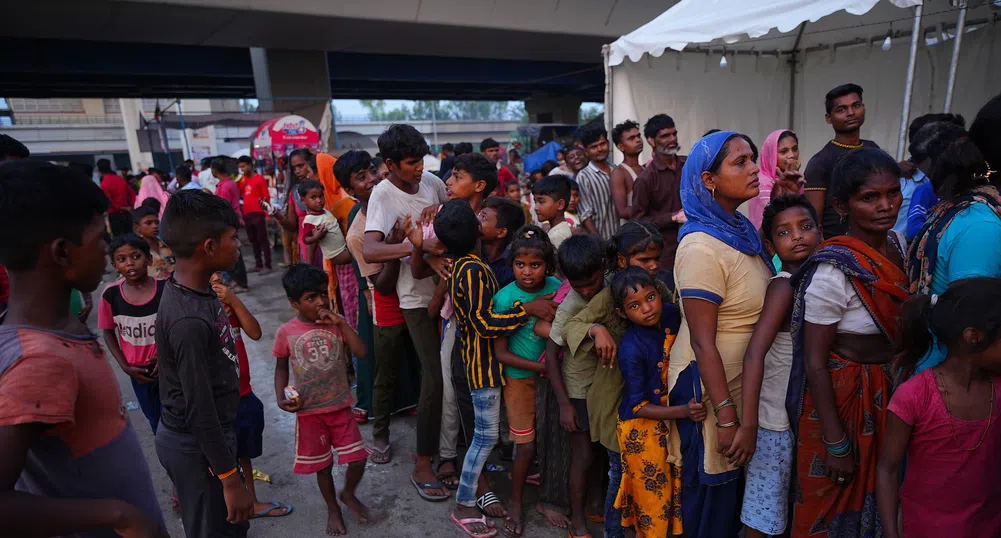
xmin=789 ymin=236 xmax=908 ymax=538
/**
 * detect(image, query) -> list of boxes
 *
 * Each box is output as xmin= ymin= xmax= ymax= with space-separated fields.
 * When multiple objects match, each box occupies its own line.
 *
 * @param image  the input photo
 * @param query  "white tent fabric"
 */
xmin=606 ymin=1 xmax=1000 ymax=164
xmin=609 ymin=0 xmax=921 ymax=66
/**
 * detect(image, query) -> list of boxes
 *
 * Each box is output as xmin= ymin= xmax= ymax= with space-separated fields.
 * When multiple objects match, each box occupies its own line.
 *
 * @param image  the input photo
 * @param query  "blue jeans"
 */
xmin=604 ymin=449 xmax=624 ymax=538
xmin=456 ymin=387 xmax=501 ymax=506
xmin=131 ymin=377 xmax=161 ymax=434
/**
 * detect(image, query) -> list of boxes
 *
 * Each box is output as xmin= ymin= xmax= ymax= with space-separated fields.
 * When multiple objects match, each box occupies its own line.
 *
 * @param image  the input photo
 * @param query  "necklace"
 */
xmin=937 ymin=371 xmax=995 ymax=451
xmin=830 ymin=139 xmax=864 ymax=149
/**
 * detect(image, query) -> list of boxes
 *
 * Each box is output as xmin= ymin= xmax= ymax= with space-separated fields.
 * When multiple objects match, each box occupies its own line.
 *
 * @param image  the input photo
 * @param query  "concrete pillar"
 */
xmin=251 ymin=48 xmax=331 ymax=128
xmin=525 ymin=96 xmax=583 ymax=125
xmin=119 ymin=98 xmax=153 ymax=173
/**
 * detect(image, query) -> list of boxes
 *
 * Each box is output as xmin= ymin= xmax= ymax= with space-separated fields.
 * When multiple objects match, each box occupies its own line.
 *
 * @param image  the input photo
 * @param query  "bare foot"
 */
xmin=437 ymin=459 xmax=459 ymax=489
xmin=338 ymin=491 xmax=370 ymax=523
xmin=536 ymin=503 xmax=570 ymax=528
xmin=326 ymin=506 xmax=347 ymax=536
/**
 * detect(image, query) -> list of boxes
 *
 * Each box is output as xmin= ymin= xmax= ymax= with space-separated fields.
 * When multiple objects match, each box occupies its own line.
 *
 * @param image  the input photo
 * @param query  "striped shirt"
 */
xmin=449 ymin=254 xmax=528 ymax=390
xmin=576 ymin=161 xmax=620 ymax=240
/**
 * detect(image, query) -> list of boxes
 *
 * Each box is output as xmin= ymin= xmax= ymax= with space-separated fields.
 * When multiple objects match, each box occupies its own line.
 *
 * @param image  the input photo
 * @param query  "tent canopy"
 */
xmin=605 ymin=0 xmax=999 ymax=165
xmin=610 ymin=0 xmax=920 ymax=66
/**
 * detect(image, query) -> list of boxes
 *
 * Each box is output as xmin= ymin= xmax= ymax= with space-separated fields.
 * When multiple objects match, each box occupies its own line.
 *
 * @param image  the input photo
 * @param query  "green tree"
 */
xmin=579 ymin=103 xmax=603 ymax=125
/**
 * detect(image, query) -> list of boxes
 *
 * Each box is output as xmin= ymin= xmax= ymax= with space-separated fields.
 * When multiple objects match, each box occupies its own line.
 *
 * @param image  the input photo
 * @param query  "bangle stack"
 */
xmin=824 ymin=433 xmax=851 ymax=458
xmin=713 ymin=397 xmax=739 ymax=428
xmin=713 ymin=397 xmax=735 ymax=416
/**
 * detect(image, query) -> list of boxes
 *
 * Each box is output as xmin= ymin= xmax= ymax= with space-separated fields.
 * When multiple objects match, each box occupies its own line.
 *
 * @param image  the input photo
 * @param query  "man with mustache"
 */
xmin=632 ymin=114 xmax=687 ymax=276
xmin=804 ymin=83 xmax=880 ymax=239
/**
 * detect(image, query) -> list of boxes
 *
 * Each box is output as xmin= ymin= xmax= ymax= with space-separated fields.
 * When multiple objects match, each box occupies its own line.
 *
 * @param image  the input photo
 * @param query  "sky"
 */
xmin=332 ymin=99 xmax=602 ymax=121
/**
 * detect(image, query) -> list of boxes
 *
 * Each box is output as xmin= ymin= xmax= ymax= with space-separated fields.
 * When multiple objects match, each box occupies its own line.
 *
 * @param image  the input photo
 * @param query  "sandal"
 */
xmin=411 ymin=476 xmax=450 ymax=502
xmin=252 ymin=501 xmax=293 ymax=519
xmin=368 ymin=443 xmax=392 ymax=464
xmin=437 ymin=457 xmax=460 ymax=490
xmin=501 ymin=517 xmax=524 ymax=537
xmin=567 ymin=530 xmax=593 ymax=538
xmin=352 ymin=407 xmax=369 ymax=424
xmin=451 ymin=513 xmax=497 ymax=537
xmin=476 ymin=491 xmax=506 ymax=516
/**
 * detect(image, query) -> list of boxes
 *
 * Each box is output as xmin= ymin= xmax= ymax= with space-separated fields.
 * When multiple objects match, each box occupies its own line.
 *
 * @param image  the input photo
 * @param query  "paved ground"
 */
xmin=100 ymin=248 xmax=601 ymax=538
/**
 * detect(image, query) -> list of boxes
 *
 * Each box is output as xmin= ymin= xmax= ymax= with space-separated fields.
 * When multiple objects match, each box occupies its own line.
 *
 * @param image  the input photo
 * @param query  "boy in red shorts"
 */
xmin=273 ymin=263 xmax=369 ymax=536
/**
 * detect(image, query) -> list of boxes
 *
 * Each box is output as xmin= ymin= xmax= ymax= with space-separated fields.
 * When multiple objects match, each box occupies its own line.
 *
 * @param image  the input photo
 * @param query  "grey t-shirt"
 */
xmin=156 ymin=278 xmax=242 ymax=475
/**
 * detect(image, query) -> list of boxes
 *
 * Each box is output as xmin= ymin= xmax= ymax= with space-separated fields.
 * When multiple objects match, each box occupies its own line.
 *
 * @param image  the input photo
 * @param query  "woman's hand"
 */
xmin=773 ymin=170 xmax=805 ymax=198
xmin=725 ymin=424 xmax=757 ymax=467
xmin=826 ymin=449 xmax=855 ymax=487
xmin=716 ymin=424 xmax=737 ymax=456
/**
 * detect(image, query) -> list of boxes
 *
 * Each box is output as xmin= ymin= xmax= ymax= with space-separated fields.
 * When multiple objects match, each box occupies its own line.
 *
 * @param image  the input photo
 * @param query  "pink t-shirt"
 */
xmin=97 ymin=280 xmax=166 ymax=367
xmin=888 ymin=369 xmax=1001 ymax=538
xmin=272 ymin=318 xmax=352 ymax=415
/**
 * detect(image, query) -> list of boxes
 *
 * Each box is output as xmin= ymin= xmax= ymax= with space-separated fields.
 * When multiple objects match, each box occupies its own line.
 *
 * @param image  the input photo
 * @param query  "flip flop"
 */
xmin=567 ymin=530 xmax=593 ymax=538
xmin=368 ymin=443 xmax=392 ymax=464
xmin=411 ymin=476 xmax=450 ymax=502
xmin=476 ymin=491 xmax=505 ymax=516
xmin=586 ymin=514 xmax=605 ymax=523
xmin=252 ymin=501 xmax=293 ymax=519
xmin=352 ymin=408 xmax=369 ymax=424
xmin=501 ymin=517 xmax=524 ymax=537
xmin=437 ymin=457 xmax=460 ymax=490
xmin=450 ymin=513 xmax=498 ymax=538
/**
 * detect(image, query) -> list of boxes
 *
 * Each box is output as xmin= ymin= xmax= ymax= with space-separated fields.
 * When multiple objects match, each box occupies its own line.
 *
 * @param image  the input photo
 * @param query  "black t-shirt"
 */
xmin=804 ymin=139 xmax=880 ymax=238
xmin=155 ymin=277 xmax=241 ymax=474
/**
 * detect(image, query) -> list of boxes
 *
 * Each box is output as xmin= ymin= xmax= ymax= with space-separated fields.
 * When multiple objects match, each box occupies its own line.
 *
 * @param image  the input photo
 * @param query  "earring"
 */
xmin=839 ymin=214 xmax=846 ymax=224
xmin=711 ymin=187 xmax=716 ymax=200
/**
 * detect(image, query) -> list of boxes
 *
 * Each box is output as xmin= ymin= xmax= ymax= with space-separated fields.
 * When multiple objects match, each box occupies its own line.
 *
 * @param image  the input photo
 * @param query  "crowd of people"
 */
xmin=1 ymin=82 xmax=1000 ymax=538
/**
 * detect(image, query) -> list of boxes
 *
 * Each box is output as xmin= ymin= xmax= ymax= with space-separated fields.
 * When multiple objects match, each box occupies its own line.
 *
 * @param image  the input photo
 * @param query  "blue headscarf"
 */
xmin=679 ymin=131 xmax=774 ymax=272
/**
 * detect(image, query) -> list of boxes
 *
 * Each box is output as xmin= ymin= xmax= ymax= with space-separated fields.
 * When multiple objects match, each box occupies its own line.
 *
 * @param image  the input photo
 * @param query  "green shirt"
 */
xmin=493 ymin=277 xmax=562 ymax=379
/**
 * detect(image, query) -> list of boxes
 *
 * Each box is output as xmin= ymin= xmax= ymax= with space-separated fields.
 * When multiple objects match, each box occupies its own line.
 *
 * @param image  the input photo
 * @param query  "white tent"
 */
xmin=605 ymin=0 xmax=1000 ymax=164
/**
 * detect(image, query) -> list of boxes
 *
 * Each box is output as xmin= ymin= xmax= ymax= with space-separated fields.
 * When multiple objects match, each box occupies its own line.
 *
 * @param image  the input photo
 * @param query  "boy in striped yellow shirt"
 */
xmin=433 ymin=199 xmax=556 ymax=537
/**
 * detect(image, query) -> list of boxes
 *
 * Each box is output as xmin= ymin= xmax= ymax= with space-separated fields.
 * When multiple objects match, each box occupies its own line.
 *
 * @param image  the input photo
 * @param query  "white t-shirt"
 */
xmin=759 ymin=271 xmax=793 ymax=431
xmin=302 ymin=210 xmax=347 ymax=260
xmin=365 ymin=171 xmax=448 ymax=309
xmin=804 ymin=264 xmax=880 ymax=335
xmin=547 ymin=221 xmax=573 ymax=250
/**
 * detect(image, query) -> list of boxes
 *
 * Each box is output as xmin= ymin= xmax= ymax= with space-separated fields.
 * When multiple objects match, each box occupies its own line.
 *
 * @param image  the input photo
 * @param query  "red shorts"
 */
xmin=293 ymin=407 xmax=367 ymax=474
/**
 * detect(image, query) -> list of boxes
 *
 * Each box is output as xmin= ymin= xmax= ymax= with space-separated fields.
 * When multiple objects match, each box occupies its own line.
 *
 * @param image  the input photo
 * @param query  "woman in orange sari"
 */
xmin=787 ymin=148 xmax=908 ymax=537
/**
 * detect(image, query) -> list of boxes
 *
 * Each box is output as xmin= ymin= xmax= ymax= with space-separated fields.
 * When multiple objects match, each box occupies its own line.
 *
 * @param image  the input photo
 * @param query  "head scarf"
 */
xmin=747 ymin=129 xmax=794 ymax=229
xmin=135 ymin=174 xmax=169 ymax=218
xmin=679 ymin=130 xmax=774 ymax=271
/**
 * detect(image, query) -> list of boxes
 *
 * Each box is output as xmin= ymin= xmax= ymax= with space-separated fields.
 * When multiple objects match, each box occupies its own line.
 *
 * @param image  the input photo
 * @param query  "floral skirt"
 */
xmin=615 ymin=417 xmax=683 ymax=538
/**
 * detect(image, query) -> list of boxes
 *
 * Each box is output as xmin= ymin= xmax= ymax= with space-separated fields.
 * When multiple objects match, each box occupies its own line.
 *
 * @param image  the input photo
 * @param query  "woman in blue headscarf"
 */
xmin=665 ymin=131 xmax=773 ymax=537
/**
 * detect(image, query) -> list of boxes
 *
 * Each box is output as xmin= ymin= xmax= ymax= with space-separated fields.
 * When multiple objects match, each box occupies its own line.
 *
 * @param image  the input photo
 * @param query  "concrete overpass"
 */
xmin=0 ymin=0 xmax=673 ymax=123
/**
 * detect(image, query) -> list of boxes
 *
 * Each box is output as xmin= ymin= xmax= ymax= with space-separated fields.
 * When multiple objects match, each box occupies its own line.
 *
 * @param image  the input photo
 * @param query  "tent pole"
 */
xmin=896 ymin=4 xmax=923 ymax=161
xmin=602 ymin=45 xmax=612 ymax=141
xmin=788 ymin=23 xmax=807 ymax=130
xmin=943 ymin=1 xmax=968 ymax=113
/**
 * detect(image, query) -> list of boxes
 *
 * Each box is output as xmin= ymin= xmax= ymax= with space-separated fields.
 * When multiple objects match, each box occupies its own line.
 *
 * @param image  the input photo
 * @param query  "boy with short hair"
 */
xmin=339 ymin=150 xmax=421 ymax=458
xmin=362 ymin=124 xmax=450 ymax=500
xmin=533 ymin=175 xmax=573 ymax=249
xmin=543 ymin=234 xmax=607 ymax=537
xmin=132 ymin=205 xmax=174 ymax=279
xmin=155 ymin=189 xmax=254 ymax=537
xmin=565 ymin=179 xmax=581 ymax=229
xmin=237 ymin=155 xmax=272 ymax=273
xmin=274 ymin=264 xmax=369 ymax=536
xmin=433 ymin=199 xmax=555 ymax=537
xmin=0 ymin=161 xmax=167 ymax=538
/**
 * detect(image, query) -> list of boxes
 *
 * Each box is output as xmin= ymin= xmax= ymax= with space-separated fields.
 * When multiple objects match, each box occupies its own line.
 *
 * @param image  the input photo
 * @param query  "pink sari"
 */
xmin=135 ymin=175 xmax=169 ymax=218
xmin=747 ymin=129 xmax=803 ymax=229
